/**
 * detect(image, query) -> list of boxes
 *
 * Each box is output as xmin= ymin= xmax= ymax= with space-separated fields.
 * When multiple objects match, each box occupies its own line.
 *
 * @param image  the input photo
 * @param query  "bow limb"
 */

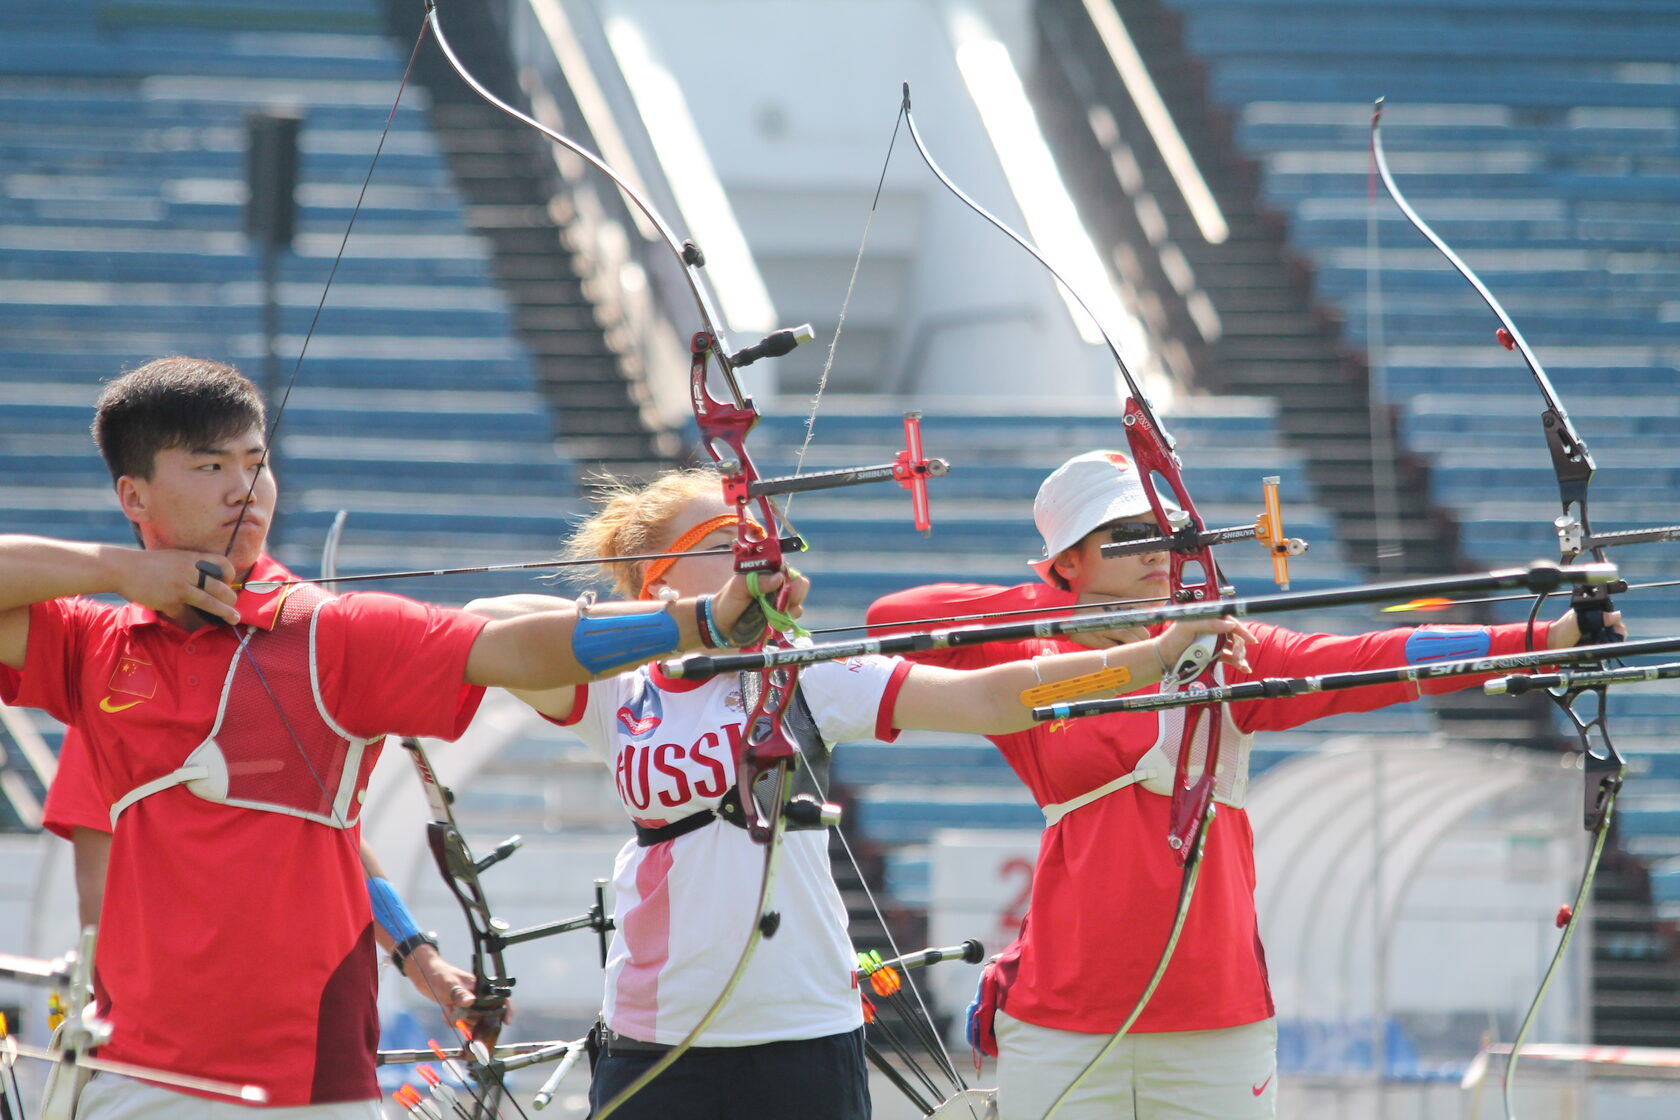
xmin=896 ymin=84 xmax=1225 ymax=850
xmin=187 ymin=11 xmax=522 ymax=1110
xmin=1370 ymin=100 xmax=1618 ymax=636
xmin=399 ymin=737 xmax=518 ymax=1120
xmin=589 ymin=814 xmax=790 ymax=1120
xmin=1371 ymin=100 xmax=1624 ymax=1120
xmin=422 ymin=0 xmax=733 ymax=352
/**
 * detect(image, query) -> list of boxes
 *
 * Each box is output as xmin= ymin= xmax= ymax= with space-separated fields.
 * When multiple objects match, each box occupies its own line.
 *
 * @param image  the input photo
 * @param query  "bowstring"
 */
xmin=780 ymin=97 xmax=907 ymax=526
xmin=317 ymin=517 xmax=522 ymax=1120
xmin=1363 ymin=117 xmax=1405 ymax=578
xmin=779 ymin=92 xmax=983 ymax=1119
xmin=798 ymin=733 xmax=984 ymax=1117
xmin=232 ymin=612 xmax=522 ymax=1120
xmin=218 ymin=22 xmax=428 ymax=555
xmin=211 ymin=13 xmax=520 ymax=1117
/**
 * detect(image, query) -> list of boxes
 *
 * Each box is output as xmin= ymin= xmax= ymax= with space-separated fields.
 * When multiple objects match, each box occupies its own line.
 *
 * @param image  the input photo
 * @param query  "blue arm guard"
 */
xmin=572 ymin=607 xmax=681 ymax=674
xmin=367 ymin=876 xmax=423 ymax=944
xmin=1404 ymin=626 xmax=1491 ymax=664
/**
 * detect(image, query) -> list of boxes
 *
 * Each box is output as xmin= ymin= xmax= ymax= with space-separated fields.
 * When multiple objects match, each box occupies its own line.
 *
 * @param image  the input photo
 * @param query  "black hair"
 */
xmin=92 ymin=357 xmax=267 ymax=482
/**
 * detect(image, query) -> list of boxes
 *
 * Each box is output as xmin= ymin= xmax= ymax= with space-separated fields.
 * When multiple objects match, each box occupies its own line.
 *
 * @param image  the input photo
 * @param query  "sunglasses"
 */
xmin=1104 ymin=522 xmax=1165 ymax=545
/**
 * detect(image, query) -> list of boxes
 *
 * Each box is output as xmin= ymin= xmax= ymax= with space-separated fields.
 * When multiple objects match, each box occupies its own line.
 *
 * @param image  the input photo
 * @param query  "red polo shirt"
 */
xmin=42 ymin=726 xmax=106 ymax=839
xmin=2 ymin=555 xmax=488 ymax=1105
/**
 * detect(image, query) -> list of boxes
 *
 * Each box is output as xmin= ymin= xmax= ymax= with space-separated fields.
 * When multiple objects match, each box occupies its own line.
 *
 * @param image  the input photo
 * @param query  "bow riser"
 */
xmin=737 ymin=664 xmax=801 ymax=843
xmin=1121 ymin=398 xmax=1227 ymax=864
xmin=689 ymin=333 xmax=790 ymax=577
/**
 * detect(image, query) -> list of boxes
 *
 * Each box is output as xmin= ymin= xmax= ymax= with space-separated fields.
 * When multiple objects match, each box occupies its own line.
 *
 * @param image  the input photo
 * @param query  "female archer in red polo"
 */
xmin=867 ymin=449 xmax=1619 ymax=1120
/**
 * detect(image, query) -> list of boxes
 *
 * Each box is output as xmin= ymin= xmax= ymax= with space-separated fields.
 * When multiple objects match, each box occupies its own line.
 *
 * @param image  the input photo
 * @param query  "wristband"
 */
xmin=391 ymin=931 xmax=440 ymax=976
xmin=696 ymin=595 xmax=732 ymax=649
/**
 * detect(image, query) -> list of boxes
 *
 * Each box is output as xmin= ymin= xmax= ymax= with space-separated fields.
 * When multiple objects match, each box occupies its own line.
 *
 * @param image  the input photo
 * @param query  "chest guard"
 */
xmin=1134 ymin=665 xmax=1254 ymax=810
xmin=110 ymin=584 xmax=380 ymax=829
xmin=1040 ymin=665 xmax=1254 ymax=827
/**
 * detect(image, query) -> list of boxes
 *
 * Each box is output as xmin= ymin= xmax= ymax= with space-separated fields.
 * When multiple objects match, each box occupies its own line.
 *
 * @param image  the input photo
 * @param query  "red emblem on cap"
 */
xmin=1103 ymin=452 xmax=1132 ymax=472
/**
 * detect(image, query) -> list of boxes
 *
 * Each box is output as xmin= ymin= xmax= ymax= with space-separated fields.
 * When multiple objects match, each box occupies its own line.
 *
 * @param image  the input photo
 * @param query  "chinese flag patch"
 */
xmin=108 ymin=656 xmax=158 ymax=699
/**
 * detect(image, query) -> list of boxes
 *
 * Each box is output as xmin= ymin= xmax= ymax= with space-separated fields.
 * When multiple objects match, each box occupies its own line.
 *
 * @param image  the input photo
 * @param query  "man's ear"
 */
xmin=115 ymin=475 xmax=151 ymax=524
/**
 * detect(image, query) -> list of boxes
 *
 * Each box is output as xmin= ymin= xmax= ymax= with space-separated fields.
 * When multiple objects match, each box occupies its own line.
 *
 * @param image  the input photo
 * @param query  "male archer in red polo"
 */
xmin=0 ymin=356 xmax=793 ymax=1118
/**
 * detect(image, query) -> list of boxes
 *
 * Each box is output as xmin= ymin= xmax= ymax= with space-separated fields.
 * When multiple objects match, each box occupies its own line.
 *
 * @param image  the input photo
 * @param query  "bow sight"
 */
xmin=1100 ymin=476 xmax=1308 ymax=592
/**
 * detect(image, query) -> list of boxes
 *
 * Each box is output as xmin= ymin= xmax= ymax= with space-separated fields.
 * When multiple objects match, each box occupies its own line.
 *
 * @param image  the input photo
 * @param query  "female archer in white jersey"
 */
xmin=468 ymin=467 xmax=1248 ymax=1120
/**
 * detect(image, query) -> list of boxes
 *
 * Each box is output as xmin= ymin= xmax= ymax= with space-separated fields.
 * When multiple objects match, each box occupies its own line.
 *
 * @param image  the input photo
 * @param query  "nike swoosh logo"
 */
xmin=99 ymin=696 xmax=144 ymax=713
xmin=1252 ymin=1074 xmax=1273 ymax=1096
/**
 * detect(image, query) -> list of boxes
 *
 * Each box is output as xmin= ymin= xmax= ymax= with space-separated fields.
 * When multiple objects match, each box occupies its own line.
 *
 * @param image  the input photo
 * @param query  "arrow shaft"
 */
xmin=666 ymin=563 xmax=1617 ymax=680
xmin=241 ymin=538 xmax=805 ymax=593
xmin=1039 ymin=633 xmax=1680 ymax=720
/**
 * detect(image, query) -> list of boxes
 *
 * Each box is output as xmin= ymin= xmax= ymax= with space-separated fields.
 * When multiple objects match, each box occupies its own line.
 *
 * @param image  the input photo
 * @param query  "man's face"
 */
xmin=116 ymin=425 xmax=275 ymax=574
xmin=1053 ymin=516 xmax=1171 ymax=602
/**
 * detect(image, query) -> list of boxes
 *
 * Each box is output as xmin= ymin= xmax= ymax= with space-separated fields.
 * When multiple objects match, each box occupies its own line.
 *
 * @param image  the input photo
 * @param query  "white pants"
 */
xmin=75 ymin=1074 xmax=382 ymax=1120
xmin=994 ymin=1012 xmax=1277 ymax=1120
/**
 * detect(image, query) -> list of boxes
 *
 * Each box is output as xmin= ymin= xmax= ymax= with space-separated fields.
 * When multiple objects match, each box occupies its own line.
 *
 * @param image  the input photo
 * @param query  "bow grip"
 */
xmin=1168 ymin=771 xmax=1216 ymax=866
xmin=1166 ymin=632 xmax=1219 ymax=684
xmin=727 ymin=600 xmax=769 ymax=647
xmin=1167 ymin=697 xmax=1223 ymax=865
xmin=1570 ymin=581 xmax=1623 ymax=646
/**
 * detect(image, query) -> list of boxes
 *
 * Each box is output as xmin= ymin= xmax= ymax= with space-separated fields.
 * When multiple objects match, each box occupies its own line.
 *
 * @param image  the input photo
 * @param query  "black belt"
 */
xmin=633 ymin=789 xmax=835 ymax=846
xmin=602 ymin=1030 xmax=674 ymax=1056
xmin=601 ymin=1028 xmax=727 ymax=1059
xmin=634 ymin=789 xmax=750 ymax=846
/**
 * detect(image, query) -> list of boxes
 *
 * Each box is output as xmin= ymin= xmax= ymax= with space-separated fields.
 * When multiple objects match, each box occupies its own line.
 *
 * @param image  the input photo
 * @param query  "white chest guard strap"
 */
xmin=111 ymin=584 xmax=378 ymax=829
xmin=1041 ymin=667 xmax=1254 ymax=827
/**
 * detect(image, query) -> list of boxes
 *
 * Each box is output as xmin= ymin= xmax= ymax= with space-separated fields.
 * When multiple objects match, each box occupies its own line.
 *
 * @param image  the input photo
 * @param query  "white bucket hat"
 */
xmin=1029 ymin=450 xmax=1177 ymax=583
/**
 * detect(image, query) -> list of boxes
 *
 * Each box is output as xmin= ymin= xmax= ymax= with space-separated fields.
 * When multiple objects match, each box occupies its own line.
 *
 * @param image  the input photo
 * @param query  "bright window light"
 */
xmin=605 ymin=16 xmax=777 ymax=335
xmin=949 ymin=8 xmax=1151 ymax=367
xmin=1081 ymin=0 xmax=1228 ymax=245
xmin=527 ymin=0 xmax=658 ymax=243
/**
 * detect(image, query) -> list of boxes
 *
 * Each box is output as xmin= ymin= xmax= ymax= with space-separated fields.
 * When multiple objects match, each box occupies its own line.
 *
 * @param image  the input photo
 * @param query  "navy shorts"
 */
xmin=588 ymin=1027 xmax=869 ymax=1120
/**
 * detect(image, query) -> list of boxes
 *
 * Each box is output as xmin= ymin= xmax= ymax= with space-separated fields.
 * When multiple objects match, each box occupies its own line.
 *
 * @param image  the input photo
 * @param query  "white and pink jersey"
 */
xmin=560 ymin=654 xmax=912 ymax=1045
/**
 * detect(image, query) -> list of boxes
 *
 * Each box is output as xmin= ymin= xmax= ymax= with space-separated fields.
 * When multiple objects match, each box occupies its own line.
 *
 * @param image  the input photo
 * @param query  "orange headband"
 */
xmin=637 ymin=514 xmax=762 ymax=600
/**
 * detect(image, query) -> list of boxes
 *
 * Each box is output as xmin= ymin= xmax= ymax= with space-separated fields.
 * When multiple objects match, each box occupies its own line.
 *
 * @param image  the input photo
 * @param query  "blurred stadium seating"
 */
xmin=4 ymin=0 xmax=1679 ymax=1069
